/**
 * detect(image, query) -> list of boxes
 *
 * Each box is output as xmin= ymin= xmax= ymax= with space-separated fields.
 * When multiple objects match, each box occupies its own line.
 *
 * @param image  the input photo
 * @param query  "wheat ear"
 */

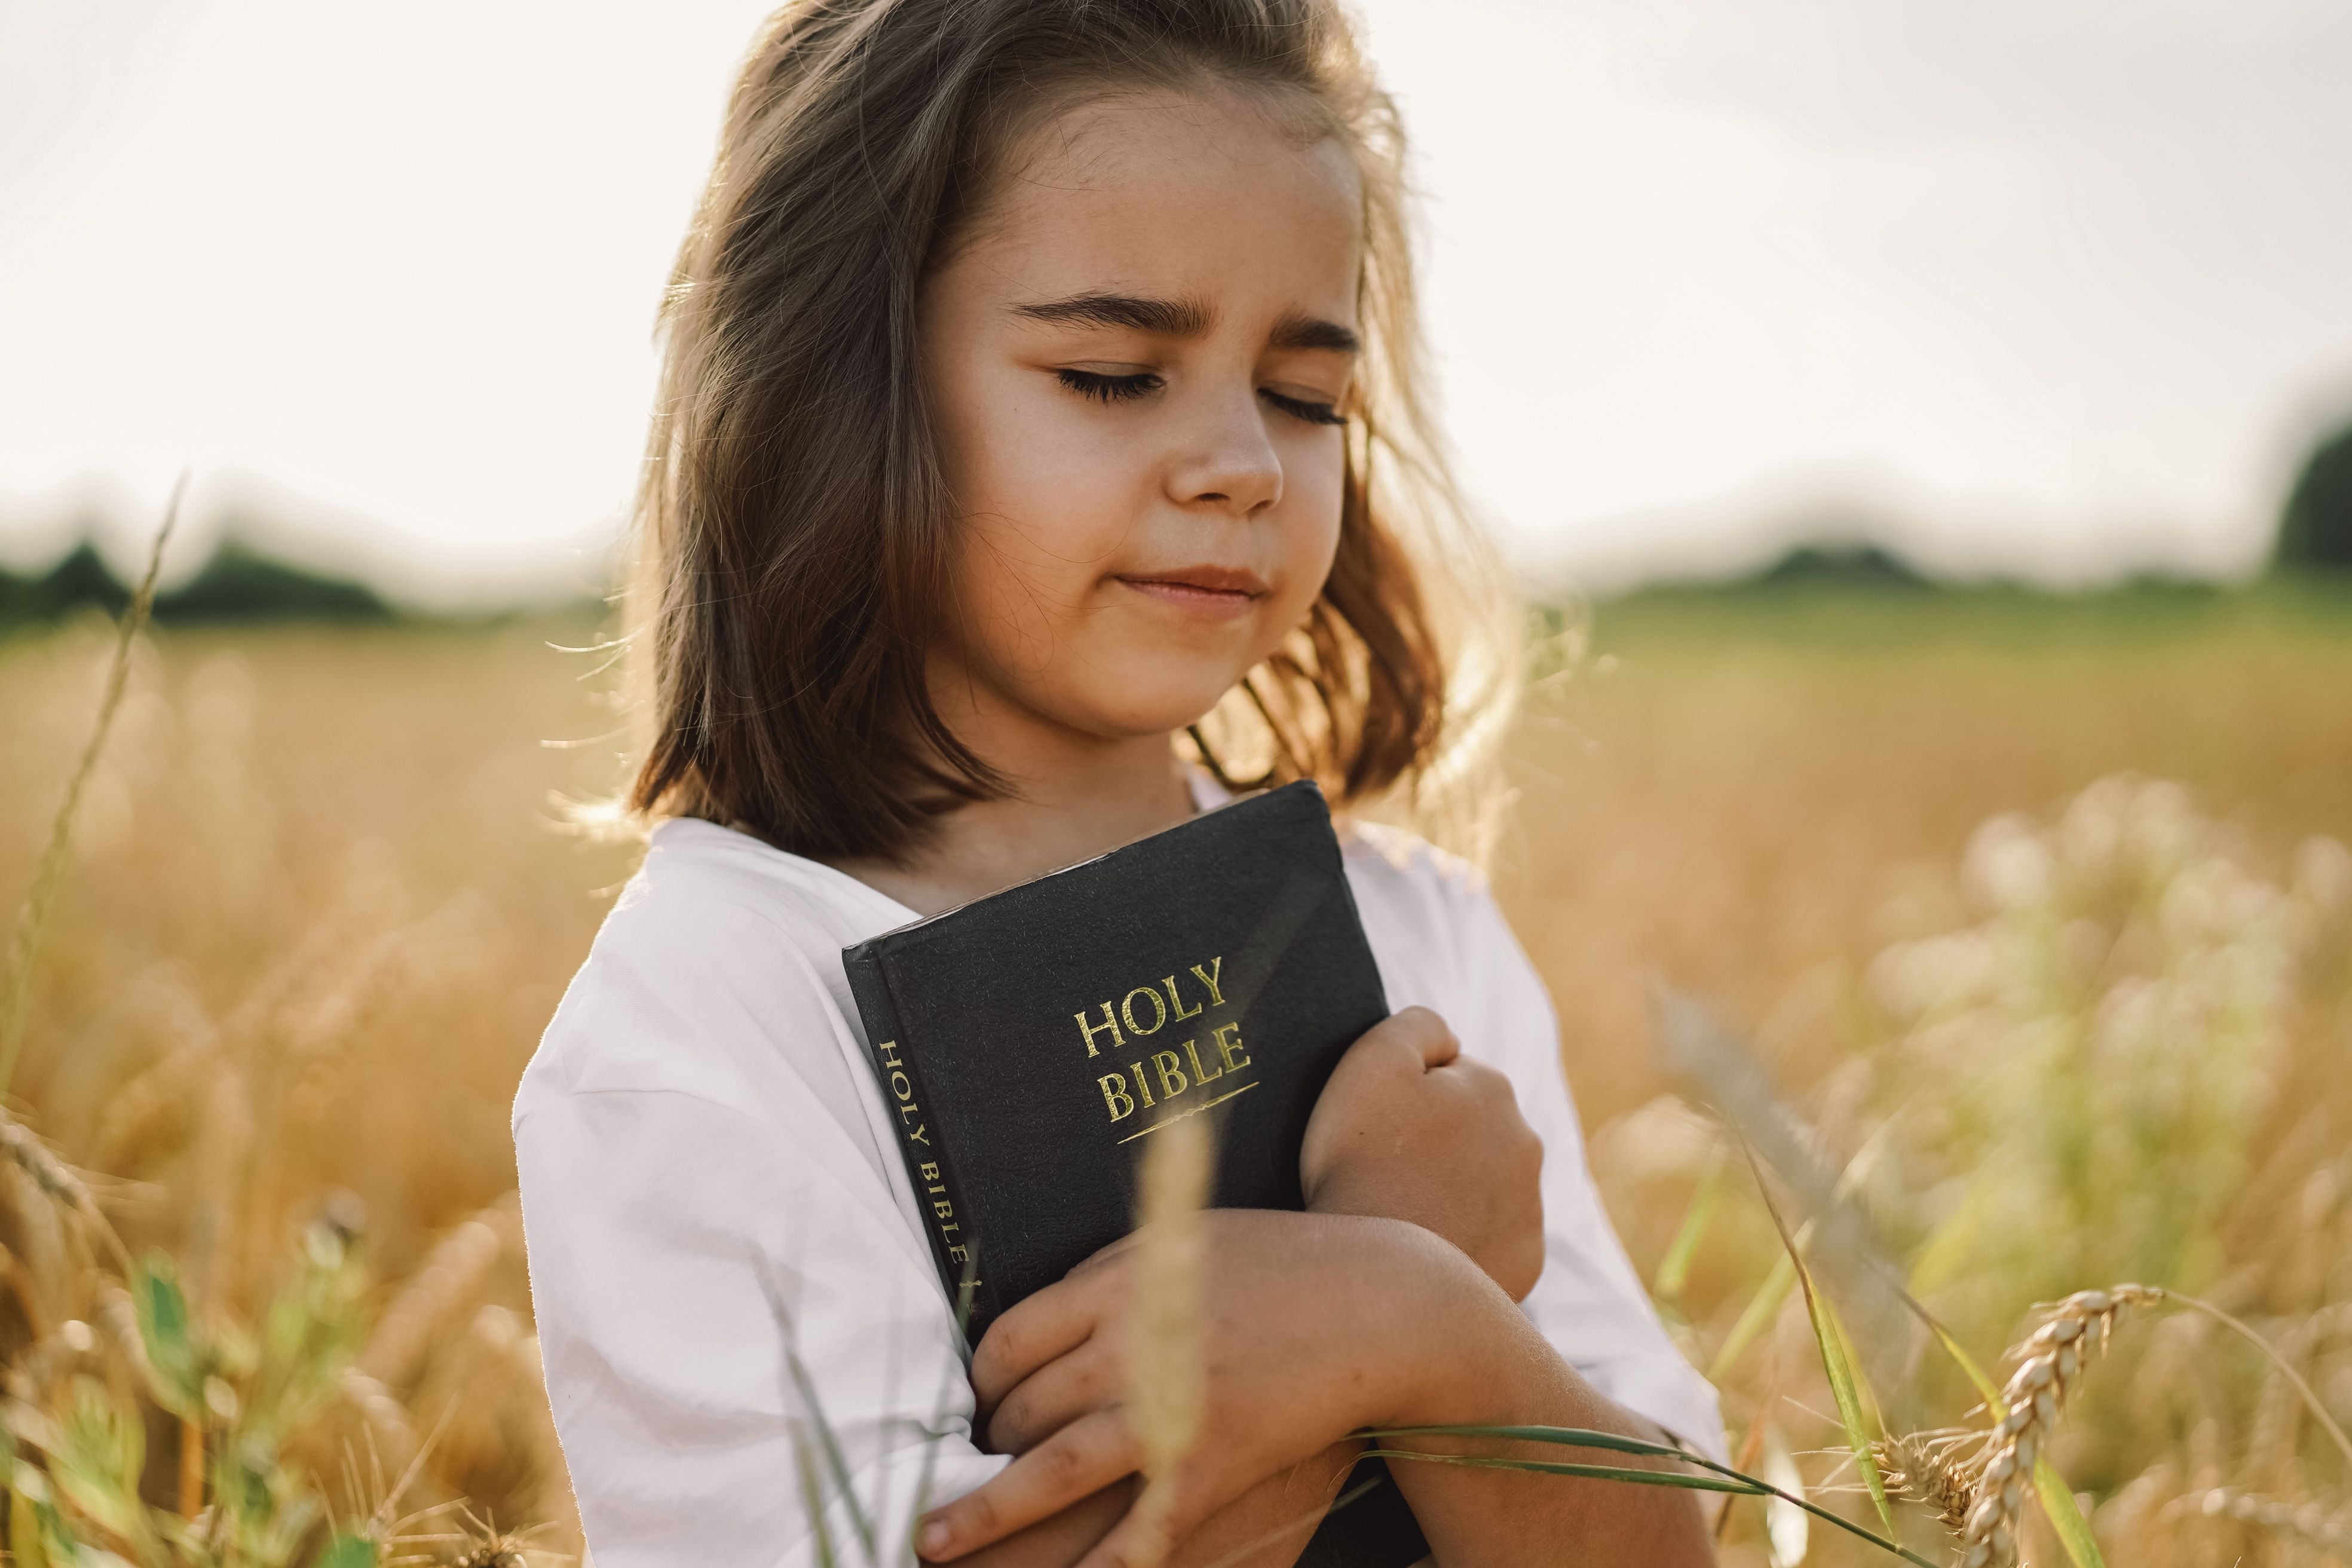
xmin=357 ymin=1190 xmax=522 ymax=1389
xmin=1959 ymin=1284 xmax=2162 ymax=1568
xmin=1873 ymin=1430 xmax=1982 ymax=1537
xmin=0 ymin=1109 xmax=132 ymax=1276
xmin=2163 ymin=1486 xmax=2352 ymax=1554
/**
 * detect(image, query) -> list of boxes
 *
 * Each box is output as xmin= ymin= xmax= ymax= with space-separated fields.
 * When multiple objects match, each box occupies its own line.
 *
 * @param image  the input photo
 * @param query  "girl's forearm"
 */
xmin=1368 ymin=1247 xmax=1714 ymax=1568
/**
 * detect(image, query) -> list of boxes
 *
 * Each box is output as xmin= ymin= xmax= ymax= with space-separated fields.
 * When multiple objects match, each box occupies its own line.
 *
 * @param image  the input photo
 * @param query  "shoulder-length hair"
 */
xmin=627 ymin=0 xmax=1517 ymax=864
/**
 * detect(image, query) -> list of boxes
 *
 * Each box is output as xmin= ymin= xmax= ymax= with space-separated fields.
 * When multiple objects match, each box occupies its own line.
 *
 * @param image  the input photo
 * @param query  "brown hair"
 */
xmin=627 ymin=0 xmax=1515 ymax=863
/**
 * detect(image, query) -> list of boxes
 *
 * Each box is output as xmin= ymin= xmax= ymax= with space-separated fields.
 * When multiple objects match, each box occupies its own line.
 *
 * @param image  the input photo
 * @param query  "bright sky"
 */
xmin=4 ymin=0 xmax=2350 ymax=601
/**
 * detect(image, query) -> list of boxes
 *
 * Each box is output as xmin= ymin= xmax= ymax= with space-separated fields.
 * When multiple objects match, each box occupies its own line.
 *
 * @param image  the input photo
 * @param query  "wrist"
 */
xmin=1324 ymin=1213 xmax=1527 ymax=1429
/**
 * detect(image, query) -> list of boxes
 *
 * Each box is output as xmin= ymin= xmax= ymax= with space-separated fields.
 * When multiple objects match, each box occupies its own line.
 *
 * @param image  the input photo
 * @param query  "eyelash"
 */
xmin=1055 ymin=368 xmax=1346 ymax=427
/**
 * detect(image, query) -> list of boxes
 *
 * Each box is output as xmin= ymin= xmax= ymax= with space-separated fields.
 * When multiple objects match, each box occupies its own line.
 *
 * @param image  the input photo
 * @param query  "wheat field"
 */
xmin=1 ymin=587 xmax=2347 ymax=1565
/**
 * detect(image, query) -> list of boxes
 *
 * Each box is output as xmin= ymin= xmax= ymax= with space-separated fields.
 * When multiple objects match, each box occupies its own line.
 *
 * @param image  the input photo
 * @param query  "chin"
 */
xmin=1074 ymin=674 xmax=1243 ymax=739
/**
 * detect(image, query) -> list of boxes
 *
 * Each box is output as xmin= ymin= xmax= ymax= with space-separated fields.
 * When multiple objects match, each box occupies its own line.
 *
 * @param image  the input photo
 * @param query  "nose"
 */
xmin=1166 ymin=387 xmax=1284 ymax=517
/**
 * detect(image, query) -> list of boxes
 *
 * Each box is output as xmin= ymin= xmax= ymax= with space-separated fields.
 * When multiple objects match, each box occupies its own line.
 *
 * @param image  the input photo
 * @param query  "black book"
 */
xmin=841 ymin=780 xmax=1427 ymax=1566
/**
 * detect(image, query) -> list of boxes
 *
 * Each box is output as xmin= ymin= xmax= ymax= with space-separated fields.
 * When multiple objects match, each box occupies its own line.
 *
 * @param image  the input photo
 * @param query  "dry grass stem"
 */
xmin=0 ymin=473 xmax=183 ymax=1093
xmin=1959 ymin=1284 xmax=2163 ymax=1567
xmin=1128 ymin=1114 xmax=1212 ymax=1567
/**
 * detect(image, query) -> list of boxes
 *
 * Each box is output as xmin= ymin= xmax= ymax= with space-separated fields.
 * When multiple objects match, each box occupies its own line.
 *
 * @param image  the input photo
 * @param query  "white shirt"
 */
xmin=513 ymin=790 xmax=1724 ymax=1568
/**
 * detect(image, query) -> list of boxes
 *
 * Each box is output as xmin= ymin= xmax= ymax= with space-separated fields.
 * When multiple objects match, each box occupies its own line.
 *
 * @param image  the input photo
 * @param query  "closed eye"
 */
xmin=1260 ymin=388 xmax=1345 ymax=427
xmin=1055 ymin=368 xmax=1346 ymax=427
xmin=1057 ymin=368 xmax=1160 ymax=403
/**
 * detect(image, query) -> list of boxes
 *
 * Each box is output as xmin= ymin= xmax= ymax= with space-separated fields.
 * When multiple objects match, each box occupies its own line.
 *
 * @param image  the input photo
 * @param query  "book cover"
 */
xmin=840 ymin=779 xmax=1425 ymax=1564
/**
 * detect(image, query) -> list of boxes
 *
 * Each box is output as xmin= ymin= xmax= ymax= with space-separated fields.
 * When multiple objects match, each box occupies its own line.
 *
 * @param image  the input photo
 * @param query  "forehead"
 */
xmin=951 ymin=85 xmax=1364 ymax=323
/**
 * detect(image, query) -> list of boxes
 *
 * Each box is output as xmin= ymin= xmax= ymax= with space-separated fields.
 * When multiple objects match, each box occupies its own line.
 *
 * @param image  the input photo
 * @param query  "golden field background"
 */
xmin=1 ymin=588 xmax=2348 ymax=1564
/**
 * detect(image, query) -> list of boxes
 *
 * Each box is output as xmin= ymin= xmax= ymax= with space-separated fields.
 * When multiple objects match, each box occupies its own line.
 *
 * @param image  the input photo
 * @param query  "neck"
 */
xmin=828 ymin=669 xmax=1199 ymax=917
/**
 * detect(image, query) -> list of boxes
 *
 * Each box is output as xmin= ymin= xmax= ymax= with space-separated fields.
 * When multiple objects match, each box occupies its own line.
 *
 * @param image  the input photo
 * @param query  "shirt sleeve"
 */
xmin=513 ymin=893 xmax=1006 ymax=1568
xmin=1447 ymin=889 xmax=1730 ymax=1463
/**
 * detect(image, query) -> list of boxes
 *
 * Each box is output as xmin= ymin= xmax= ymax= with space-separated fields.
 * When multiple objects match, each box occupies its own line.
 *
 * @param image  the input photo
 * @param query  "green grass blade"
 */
xmin=784 ymin=1343 xmax=878 ymax=1562
xmin=1808 ymin=1265 xmax=1895 ymax=1538
xmin=1653 ymin=1144 xmax=1726 ymax=1308
xmin=905 ymin=1249 xmax=986 ymax=1559
xmin=1751 ymin=1165 xmax=1895 ymax=1541
xmin=1361 ymin=1448 xmax=1938 ymax=1567
xmin=1359 ymin=1423 xmax=1684 ymax=1458
xmin=317 ymin=1535 xmax=381 ymax=1568
xmin=132 ymin=1257 xmax=205 ymax=1420
xmin=795 ymin=1439 xmax=841 ymax=1568
xmin=1364 ymin=1450 xmax=1750 ymax=1492
xmin=1710 ymin=1250 xmax=1797 ymax=1383
xmin=1916 ymin=1304 xmax=2004 ymax=1416
xmin=2035 ymin=1462 xmax=2106 ymax=1568
xmin=1826 ymin=1294 xmax=1886 ymax=1437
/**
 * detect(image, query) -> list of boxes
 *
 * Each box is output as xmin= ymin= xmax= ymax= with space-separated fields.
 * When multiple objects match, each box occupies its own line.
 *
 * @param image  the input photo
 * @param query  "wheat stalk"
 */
xmin=1126 ymin=1114 xmax=1212 ymax=1567
xmin=1958 ymin=1284 xmax=2163 ymax=1568
xmin=0 ymin=474 xmax=185 ymax=1095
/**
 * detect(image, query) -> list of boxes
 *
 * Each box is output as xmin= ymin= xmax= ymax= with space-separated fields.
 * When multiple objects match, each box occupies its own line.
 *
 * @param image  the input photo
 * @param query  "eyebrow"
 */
xmin=1010 ymin=292 xmax=1361 ymax=355
xmin=1268 ymin=311 xmax=1361 ymax=356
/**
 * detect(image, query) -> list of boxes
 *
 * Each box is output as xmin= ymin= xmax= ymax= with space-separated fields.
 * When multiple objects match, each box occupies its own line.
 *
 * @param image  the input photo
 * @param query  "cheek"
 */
xmin=932 ymin=374 xmax=1134 ymax=677
xmin=1264 ymin=446 xmax=1347 ymax=631
xmin=948 ymin=506 xmax=1101 ymax=679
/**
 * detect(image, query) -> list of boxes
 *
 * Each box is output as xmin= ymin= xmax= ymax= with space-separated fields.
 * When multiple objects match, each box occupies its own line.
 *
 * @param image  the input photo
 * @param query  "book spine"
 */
xmin=841 ymin=946 xmax=991 ymax=1343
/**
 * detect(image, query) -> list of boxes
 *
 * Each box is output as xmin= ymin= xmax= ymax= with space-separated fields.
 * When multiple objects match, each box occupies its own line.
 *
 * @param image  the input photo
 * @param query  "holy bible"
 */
xmin=841 ymin=779 xmax=1428 ymax=1566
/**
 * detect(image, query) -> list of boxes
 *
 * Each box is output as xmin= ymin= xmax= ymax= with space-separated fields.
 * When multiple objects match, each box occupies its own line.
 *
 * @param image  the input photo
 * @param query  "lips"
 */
xmin=1116 ymin=565 xmax=1269 ymax=598
xmin=1114 ymin=565 xmax=1269 ymax=620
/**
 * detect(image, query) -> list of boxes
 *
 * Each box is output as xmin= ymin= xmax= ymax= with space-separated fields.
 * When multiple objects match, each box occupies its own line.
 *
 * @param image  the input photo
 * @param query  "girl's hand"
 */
xmin=1298 ymin=1006 xmax=1546 ymax=1301
xmin=918 ymin=1210 xmax=1474 ymax=1566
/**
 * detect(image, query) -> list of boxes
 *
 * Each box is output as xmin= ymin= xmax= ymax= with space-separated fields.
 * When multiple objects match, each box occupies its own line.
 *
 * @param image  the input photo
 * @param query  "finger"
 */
xmin=1325 ymin=1009 xmax=1457 ymax=1099
xmin=1428 ymin=1053 xmax=1518 ymax=1107
xmin=1375 ymin=1005 xmax=1460 ymax=1069
xmin=988 ymin=1337 xmax=1123 ymax=1454
xmin=1071 ymin=1484 xmax=1192 ymax=1568
xmin=918 ymin=1407 xmax=1141 ymax=1561
xmin=1066 ymin=1227 xmax=1142 ymax=1279
xmin=971 ymin=1273 xmax=1107 ymax=1411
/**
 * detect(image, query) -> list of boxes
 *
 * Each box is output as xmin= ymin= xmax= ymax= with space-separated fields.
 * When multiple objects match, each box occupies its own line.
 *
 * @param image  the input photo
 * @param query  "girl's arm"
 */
xmin=513 ymin=875 xmax=1021 ymax=1568
xmin=915 ymin=1210 xmax=1710 ymax=1567
xmin=921 ymin=1007 xmax=1710 ymax=1566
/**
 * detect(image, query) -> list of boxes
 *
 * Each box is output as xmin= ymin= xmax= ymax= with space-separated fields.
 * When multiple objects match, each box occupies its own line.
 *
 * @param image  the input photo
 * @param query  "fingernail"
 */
xmin=919 ymin=1518 xmax=952 ymax=1556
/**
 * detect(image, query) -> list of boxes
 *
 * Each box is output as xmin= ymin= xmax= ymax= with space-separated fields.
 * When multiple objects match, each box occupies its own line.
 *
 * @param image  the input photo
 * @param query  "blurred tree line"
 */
xmin=0 ymin=539 xmax=391 ymax=626
xmin=2277 ymin=418 xmax=2352 ymax=572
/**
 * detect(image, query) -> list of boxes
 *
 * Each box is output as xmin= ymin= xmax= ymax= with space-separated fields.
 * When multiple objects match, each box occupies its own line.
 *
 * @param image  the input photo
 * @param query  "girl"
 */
xmin=512 ymin=2 xmax=1723 ymax=1564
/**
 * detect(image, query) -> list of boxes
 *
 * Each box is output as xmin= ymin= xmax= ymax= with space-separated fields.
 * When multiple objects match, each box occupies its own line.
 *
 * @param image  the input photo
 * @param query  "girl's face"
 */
xmin=920 ymin=84 xmax=1361 ymax=751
